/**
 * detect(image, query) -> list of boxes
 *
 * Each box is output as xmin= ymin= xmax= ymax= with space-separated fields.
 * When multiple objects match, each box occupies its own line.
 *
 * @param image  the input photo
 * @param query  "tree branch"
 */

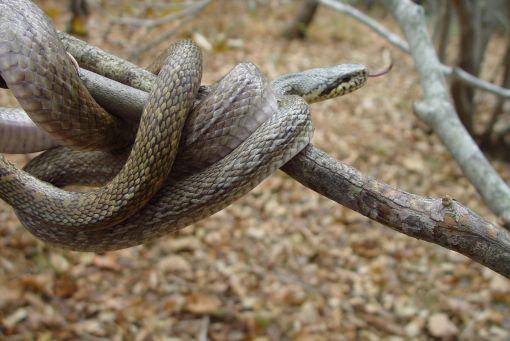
xmin=59 ymin=32 xmax=156 ymax=92
xmin=48 ymin=37 xmax=510 ymax=277
xmin=319 ymin=0 xmax=409 ymax=52
xmin=282 ymin=145 xmax=510 ymax=278
xmin=319 ymin=0 xmax=510 ymax=99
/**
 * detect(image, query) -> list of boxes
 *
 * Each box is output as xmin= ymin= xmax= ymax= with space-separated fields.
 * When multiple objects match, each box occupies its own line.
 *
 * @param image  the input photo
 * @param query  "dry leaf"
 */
xmin=184 ymin=293 xmax=222 ymax=314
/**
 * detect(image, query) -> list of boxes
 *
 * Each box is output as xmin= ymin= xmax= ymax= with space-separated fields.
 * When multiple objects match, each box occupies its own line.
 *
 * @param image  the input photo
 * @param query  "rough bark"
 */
xmin=283 ymin=145 xmax=510 ymax=278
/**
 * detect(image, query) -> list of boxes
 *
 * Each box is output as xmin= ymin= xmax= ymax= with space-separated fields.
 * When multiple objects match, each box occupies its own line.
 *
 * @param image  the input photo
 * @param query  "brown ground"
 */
xmin=1 ymin=1 xmax=509 ymax=340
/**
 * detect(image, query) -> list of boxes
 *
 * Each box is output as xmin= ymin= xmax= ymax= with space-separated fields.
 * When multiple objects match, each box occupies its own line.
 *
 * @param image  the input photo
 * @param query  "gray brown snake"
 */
xmin=0 ymin=0 xmax=371 ymax=251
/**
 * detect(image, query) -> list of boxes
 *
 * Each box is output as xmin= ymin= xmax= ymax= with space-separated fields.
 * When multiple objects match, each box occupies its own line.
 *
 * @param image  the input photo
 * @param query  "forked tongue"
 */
xmin=368 ymin=61 xmax=394 ymax=78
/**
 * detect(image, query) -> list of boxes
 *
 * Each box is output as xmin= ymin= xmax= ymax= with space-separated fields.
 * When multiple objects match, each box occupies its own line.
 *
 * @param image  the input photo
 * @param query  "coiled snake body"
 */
xmin=0 ymin=0 xmax=369 ymax=251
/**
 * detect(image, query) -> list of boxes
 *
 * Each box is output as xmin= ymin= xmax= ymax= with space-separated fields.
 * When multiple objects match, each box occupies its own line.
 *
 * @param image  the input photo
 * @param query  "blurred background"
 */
xmin=1 ymin=0 xmax=510 ymax=339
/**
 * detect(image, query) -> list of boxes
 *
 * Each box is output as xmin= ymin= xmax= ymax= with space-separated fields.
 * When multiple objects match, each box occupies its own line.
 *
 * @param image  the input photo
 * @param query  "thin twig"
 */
xmin=319 ymin=0 xmax=409 ymax=51
xmin=105 ymin=0 xmax=209 ymax=59
xmin=132 ymin=1 xmax=206 ymax=11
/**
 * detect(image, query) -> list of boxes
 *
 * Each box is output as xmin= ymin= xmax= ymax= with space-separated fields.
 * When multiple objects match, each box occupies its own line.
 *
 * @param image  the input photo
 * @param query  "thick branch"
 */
xmin=319 ymin=0 xmax=510 ymax=100
xmin=282 ymin=145 xmax=510 ymax=278
xmin=47 ymin=39 xmax=510 ymax=277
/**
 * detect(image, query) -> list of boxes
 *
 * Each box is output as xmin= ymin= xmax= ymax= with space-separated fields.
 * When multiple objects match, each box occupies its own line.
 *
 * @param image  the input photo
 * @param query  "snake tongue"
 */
xmin=368 ymin=62 xmax=394 ymax=78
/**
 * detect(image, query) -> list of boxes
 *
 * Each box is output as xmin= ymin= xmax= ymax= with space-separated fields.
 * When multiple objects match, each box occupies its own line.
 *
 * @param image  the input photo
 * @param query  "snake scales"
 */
xmin=0 ymin=0 xmax=369 ymax=251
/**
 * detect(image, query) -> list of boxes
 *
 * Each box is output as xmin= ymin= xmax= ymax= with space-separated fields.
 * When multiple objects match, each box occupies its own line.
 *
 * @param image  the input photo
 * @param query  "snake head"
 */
xmin=272 ymin=64 xmax=368 ymax=104
xmin=310 ymin=64 xmax=368 ymax=103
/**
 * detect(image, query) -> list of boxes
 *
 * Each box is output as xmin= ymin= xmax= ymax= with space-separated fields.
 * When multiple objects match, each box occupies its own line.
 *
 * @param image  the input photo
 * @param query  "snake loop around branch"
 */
xmin=0 ymin=0 xmax=370 ymax=251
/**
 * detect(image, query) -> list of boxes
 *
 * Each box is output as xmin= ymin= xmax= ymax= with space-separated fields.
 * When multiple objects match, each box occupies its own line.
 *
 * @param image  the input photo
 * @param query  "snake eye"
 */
xmin=340 ymin=75 xmax=352 ymax=83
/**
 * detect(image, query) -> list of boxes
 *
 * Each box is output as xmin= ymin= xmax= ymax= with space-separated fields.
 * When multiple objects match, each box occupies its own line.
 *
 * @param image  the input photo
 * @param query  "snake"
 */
xmin=0 ymin=0 xmax=372 ymax=251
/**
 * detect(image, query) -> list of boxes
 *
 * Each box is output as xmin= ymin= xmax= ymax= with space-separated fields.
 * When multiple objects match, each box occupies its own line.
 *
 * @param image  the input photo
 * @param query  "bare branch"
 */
xmin=127 ymin=15 xmax=195 ymax=59
xmin=319 ymin=0 xmax=409 ymax=52
xmin=378 ymin=0 xmax=510 ymax=226
xmin=450 ymin=66 xmax=510 ymax=100
xmin=282 ymin=145 xmax=510 ymax=278
xmin=319 ymin=0 xmax=510 ymax=99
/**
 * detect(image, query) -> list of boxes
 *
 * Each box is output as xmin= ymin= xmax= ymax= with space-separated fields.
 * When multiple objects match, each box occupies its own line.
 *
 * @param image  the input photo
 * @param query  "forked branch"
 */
xmin=317 ymin=0 xmax=510 ymax=227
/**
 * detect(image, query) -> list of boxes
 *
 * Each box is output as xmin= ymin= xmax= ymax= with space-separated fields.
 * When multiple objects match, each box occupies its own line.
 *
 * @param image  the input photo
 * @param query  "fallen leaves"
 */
xmin=158 ymin=255 xmax=192 ymax=274
xmin=427 ymin=313 xmax=459 ymax=340
xmin=2 ymin=308 xmax=28 ymax=331
xmin=184 ymin=293 xmax=223 ymax=315
xmin=92 ymin=254 xmax=121 ymax=271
